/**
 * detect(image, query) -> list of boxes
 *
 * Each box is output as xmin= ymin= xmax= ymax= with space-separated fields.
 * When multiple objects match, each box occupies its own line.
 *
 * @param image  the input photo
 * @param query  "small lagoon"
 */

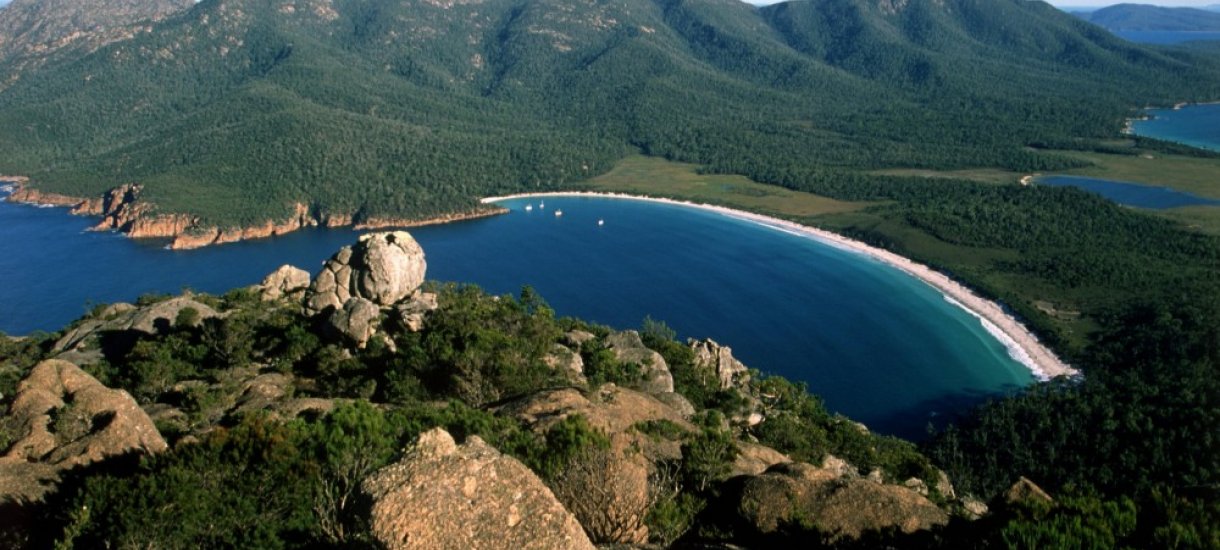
xmin=0 ymin=190 xmax=1035 ymax=438
xmin=1038 ymin=176 xmax=1220 ymax=209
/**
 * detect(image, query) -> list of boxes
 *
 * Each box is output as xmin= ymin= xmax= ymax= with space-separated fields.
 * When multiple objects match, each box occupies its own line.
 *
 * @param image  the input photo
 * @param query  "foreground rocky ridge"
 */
xmin=0 ymin=232 xmax=1056 ymax=548
xmin=5 ymin=182 xmax=506 ymax=249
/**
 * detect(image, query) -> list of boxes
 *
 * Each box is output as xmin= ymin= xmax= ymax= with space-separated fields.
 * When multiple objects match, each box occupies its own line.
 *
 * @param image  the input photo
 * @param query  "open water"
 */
xmin=1038 ymin=176 xmax=1220 ymax=209
xmin=0 ymin=190 xmax=1035 ymax=438
xmin=1131 ymin=103 xmax=1220 ymax=152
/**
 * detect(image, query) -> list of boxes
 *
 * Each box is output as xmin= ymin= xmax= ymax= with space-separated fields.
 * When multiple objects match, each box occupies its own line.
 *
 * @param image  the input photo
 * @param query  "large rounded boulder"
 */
xmin=307 ymin=231 xmax=426 ymax=314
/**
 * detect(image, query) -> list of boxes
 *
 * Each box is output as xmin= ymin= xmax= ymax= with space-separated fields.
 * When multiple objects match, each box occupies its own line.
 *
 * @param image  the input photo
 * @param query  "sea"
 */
xmin=0 ymin=190 xmax=1035 ymax=439
xmin=1131 ymin=102 xmax=1220 ymax=152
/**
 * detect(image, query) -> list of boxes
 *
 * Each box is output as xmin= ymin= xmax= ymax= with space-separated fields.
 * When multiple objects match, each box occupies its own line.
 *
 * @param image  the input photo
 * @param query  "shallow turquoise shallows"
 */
xmin=1131 ymin=103 xmax=1220 ymax=152
xmin=0 ymin=192 xmax=1034 ymax=438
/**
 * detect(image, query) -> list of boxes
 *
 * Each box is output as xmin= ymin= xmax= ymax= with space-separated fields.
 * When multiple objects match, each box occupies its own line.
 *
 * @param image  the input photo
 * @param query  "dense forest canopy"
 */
xmin=0 ymin=0 xmax=1218 ymax=225
xmin=1 ymin=0 xmax=1219 ymax=547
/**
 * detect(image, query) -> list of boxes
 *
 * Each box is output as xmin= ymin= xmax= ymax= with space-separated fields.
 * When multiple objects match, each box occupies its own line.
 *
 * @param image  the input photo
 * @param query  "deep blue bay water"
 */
xmin=1131 ymin=103 xmax=1220 ymax=152
xmin=0 ymin=190 xmax=1035 ymax=438
xmin=1038 ymin=176 xmax=1220 ymax=209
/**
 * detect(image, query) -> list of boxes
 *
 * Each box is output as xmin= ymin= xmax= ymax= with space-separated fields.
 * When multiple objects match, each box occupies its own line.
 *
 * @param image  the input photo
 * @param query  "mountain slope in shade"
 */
xmin=0 ymin=0 xmax=193 ymax=88
xmin=0 ymin=0 xmax=1216 ymax=233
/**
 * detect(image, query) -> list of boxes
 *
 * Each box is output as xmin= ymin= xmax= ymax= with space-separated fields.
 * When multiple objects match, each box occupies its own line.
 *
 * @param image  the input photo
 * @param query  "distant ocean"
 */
xmin=0 ymin=191 xmax=1034 ymax=438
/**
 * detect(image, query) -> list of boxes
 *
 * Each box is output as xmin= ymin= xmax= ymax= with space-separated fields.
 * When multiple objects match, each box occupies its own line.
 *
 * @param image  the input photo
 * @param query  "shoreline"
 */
xmin=2 ymin=180 xmax=507 ymax=249
xmin=482 ymin=191 xmax=1078 ymax=380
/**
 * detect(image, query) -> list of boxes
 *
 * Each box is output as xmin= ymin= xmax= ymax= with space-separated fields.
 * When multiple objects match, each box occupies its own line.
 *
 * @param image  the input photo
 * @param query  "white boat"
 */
xmin=539 ymin=200 xmax=546 ymax=209
xmin=597 ymin=219 xmax=604 ymax=226
xmin=524 ymin=204 xmax=533 ymax=212
xmin=554 ymin=209 xmax=563 ymax=217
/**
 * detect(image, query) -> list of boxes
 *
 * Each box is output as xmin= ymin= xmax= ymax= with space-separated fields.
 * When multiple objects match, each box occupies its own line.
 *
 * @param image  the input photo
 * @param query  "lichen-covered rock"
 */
xmin=393 ymin=290 xmax=439 ymax=333
xmin=1 ymin=360 xmax=167 ymax=505
xmin=498 ymin=385 xmax=693 ymax=441
xmin=935 ymin=469 xmax=956 ymax=501
xmin=124 ymin=296 xmax=219 ymax=334
xmin=960 ymin=495 xmax=990 ymax=519
xmin=259 ymin=264 xmax=311 ymax=301
xmin=361 ymin=428 xmax=595 ymax=550
xmin=497 ymin=385 xmax=694 ymax=462
xmin=731 ymin=442 xmax=790 ymax=477
xmin=544 ymin=343 xmax=585 ymax=376
xmin=689 ymin=337 xmax=749 ymax=389
xmin=564 ymin=330 xmax=596 ymax=348
xmin=323 ymin=297 xmax=381 ymax=347
xmin=52 ymin=296 xmax=219 ymax=355
xmin=1003 ymin=476 xmax=1053 ymax=506
xmin=653 ymin=392 xmax=695 ymax=418
xmin=725 ymin=459 xmax=948 ymax=542
xmin=306 ymin=231 xmax=426 ymax=315
xmin=605 ymin=331 xmax=673 ymax=394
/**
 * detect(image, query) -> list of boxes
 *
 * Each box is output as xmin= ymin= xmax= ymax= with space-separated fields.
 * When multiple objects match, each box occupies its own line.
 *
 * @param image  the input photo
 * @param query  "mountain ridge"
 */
xmin=1079 ymin=3 xmax=1220 ymax=32
xmin=0 ymin=0 xmax=193 ymax=89
xmin=0 ymin=0 xmax=1218 ymax=238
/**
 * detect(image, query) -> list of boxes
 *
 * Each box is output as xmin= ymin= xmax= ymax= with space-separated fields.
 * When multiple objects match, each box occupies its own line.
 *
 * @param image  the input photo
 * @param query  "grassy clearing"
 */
xmin=1054 ymin=151 xmax=1220 ymax=199
xmin=1156 ymin=206 xmax=1220 ymax=236
xmin=1047 ymin=150 xmax=1220 ymax=235
xmin=581 ymin=155 xmax=871 ymax=219
xmin=868 ymin=168 xmax=1024 ymax=185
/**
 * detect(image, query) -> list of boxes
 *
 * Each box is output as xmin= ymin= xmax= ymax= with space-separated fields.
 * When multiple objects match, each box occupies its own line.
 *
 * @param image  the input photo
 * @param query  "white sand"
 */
xmin=482 ymin=191 xmax=1078 ymax=380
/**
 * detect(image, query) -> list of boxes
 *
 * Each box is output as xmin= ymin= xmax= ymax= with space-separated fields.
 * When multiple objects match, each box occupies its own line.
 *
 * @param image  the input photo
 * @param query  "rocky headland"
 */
xmin=4 ymin=181 xmax=506 ymax=249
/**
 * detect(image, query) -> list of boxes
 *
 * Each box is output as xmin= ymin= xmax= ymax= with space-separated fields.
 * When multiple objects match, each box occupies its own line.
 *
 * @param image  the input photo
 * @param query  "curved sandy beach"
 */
xmin=482 ymin=191 xmax=1078 ymax=381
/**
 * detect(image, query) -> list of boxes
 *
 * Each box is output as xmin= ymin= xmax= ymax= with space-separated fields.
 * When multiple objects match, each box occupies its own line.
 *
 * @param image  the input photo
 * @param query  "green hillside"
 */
xmin=0 ymin=0 xmax=1217 ymax=225
xmin=1084 ymin=3 xmax=1220 ymax=32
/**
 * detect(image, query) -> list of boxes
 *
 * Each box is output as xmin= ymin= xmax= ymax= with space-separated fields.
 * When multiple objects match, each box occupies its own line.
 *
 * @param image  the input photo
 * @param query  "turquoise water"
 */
xmin=1038 ymin=176 xmax=1220 ymax=209
xmin=0 ymin=190 xmax=1034 ymax=438
xmin=1131 ymin=103 xmax=1220 ymax=151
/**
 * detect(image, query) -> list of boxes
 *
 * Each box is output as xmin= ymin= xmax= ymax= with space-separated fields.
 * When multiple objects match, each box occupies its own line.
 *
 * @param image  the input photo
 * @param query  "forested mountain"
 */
xmin=1080 ymin=3 xmax=1220 ymax=32
xmin=0 ymin=0 xmax=1217 ymax=227
xmin=0 ymin=0 xmax=192 ymax=89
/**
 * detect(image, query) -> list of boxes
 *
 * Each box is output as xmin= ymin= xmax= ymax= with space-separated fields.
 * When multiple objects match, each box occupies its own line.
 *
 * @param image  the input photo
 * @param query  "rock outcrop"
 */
xmin=498 ymin=385 xmax=693 ymax=443
xmin=604 ymin=331 xmax=673 ymax=394
xmin=8 ymin=181 xmax=505 ymax=250
xmin=724 ymin=457 xmax=948 ymax=542
xmin=1003 ymin=476 xmax=1053 ymax=506
xmin=322 ymin=297 xmax=381 ymax=348
xmin=259 ymin=265 xmax=311 ymax=301
xmin=393 ymin=290 xmax=439 ymax=333
xmin=731 ymin=442 xmax=791 ymax=477
xmin=304 ymin=232 xmax=431 ymax=346
xmin=0 ymin=359 xmax=167 ymax=505
xmin=543 ymin=343 xmax=585 ymax=382
xmin=690 ymin=337 xmax=749 ymax=390
xmin=361 ymin=428 xmax=595 ymax=550
xmin=306 ymin=231 xmax=427 ymax=315
xmin=52 ymin=296 xmax=220 ymax=358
